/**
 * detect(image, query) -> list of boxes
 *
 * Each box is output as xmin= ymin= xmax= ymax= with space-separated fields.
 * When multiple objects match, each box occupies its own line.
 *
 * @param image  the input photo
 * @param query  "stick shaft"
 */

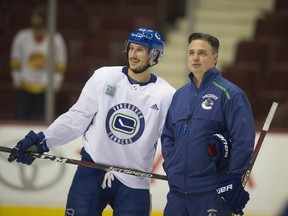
xmin=0 ymin=146 xmax=167 ymax=181
xmin=230 ymin=102 xmax=278 ymax=216
xmin=242 ymin=101 xmax=278 ymax=188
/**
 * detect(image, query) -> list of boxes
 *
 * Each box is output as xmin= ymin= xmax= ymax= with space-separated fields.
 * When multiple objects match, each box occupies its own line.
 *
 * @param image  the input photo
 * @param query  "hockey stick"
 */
xmin=241 ymin=101 xmax=278 ymax=188
xmin=0 ymin=146 xmax=168 ymax=181
xmin=230 ymin=101 xmax=278 ymax=216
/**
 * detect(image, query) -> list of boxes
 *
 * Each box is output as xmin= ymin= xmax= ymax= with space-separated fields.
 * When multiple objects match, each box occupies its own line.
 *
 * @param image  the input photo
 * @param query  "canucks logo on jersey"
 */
xmin=112 ymin=113 xmax=137 ymax=135
xmin=106 ymin=103 xmax=145 ymax=145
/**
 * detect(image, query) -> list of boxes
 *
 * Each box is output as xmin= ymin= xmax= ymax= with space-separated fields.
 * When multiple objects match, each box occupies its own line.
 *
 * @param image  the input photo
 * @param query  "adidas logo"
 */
xmin=150 ymin=104 xmax=159 ymax=110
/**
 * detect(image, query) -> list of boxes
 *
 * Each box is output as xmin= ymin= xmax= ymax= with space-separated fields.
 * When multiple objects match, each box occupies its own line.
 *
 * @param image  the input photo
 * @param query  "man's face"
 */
xmin=30 ymin=14 xmax=46 ymax=36
xmin=128 ymin=43 xmax=150 ymax=73
xmin=187 ymin=39 xmax=218 ymax=75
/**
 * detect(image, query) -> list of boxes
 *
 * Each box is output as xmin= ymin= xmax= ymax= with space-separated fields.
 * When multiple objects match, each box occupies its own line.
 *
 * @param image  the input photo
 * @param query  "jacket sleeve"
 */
xmin=161 ymin=106 xmax=176 ymax=172
xmin=224 ymin=91 xmax=255 ymax=175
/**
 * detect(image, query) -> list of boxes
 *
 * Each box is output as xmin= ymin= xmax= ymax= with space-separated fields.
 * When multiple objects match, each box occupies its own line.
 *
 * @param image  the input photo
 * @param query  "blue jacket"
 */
xmin=161 ymin=68 xmax=255 ymax=193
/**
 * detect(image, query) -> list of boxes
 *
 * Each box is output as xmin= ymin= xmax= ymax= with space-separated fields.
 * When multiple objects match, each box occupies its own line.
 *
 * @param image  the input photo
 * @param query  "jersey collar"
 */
xmin=122 ymin=66 xmax=157 ymax=86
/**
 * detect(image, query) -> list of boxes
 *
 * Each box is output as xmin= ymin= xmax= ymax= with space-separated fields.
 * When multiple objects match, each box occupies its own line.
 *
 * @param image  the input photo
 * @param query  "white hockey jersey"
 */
xmin=44 ymin=66 xmax=175 ymax=189
xmin=10 ymin=28 xmax=67 ymax=93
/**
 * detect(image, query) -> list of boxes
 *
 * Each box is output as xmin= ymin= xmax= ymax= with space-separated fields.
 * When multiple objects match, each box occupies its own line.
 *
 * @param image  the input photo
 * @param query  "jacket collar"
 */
xmin=188 ymin=68 xmax=221 ymax=90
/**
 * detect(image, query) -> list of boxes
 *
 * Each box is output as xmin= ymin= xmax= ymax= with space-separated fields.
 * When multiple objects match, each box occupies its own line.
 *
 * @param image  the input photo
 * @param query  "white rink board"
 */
xmin=0 ymin=124 xmax=287 ymax=215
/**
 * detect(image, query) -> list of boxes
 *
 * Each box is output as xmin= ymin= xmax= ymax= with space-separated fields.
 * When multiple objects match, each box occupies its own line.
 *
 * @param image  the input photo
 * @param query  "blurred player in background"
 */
xmin=8 ymin=27 xmax=175 ymax=216
xmin=161 ymin=32 xmax=255 ymax=216
xmin=10 ymin=4 xmax=67 ymax=120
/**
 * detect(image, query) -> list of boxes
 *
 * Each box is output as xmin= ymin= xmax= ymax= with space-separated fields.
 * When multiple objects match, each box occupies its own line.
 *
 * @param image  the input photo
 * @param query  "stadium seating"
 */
xmin=274 ymin=0 xmax=288 ymax=11
xmin=233 ymin=39 xmax=274 ymax=71
xmin=223 ymin=0 xmax=288 ymax=129
xmin=0 ymin=0 xmax=177 ymax=120
xmin=254 ymin=13 xmax=288 ymax=42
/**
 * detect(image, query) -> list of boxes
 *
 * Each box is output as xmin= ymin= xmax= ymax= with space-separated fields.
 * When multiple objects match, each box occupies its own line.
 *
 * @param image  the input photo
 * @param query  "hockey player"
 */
xmin=10 ymin=4 xmax=67 ymax=120
xmin=8 ymin=27 xmax=175 ymax=216
xmin=161 ymin=32 xmax=255 ymax=216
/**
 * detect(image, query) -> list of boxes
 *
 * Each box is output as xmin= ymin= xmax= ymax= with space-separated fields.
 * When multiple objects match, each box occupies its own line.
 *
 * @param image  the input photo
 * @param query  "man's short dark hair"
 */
xmin=188 ymin=32 xmax=220 ymax=54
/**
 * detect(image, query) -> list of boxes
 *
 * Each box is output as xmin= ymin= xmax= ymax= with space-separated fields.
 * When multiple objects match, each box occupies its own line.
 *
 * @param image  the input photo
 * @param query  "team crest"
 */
xmin=106 ymin=103 xmax=145 ymax=145
xmin=207 ymin=208 xmax=217 ymax=216
xmin=202 ymin=94 xmax=218 ymax=110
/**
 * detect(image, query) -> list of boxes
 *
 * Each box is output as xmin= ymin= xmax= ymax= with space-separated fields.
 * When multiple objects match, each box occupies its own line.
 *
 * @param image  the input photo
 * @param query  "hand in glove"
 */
xmin=208 ymin=132 xmax=231 ymax=162
xmin=216 ymin=175 xmax=250 ymax=215
xmin=8 ymin=130 xmax=49 ymax=165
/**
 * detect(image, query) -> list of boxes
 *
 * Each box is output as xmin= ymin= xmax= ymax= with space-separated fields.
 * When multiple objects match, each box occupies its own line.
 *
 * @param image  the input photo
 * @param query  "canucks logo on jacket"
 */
xmin=201 ymin=94 xmax=218 ymax=110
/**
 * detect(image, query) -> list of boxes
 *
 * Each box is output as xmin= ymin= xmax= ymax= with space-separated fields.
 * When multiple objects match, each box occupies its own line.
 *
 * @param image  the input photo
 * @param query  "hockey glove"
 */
xmin=216 ymin=175 xmax=250 ymax=215
xmin=208 ymin=132 xmax=231 ymax=162
xmin=8 ymin=130 xmax=49 ymax=165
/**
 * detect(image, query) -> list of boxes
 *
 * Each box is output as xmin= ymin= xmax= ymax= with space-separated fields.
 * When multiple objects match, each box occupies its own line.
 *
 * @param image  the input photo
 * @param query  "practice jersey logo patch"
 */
xmin=105 ymin=84 xmax=116 ymax=97
xmin=201 ymin=94 xmax=218 ymax=110
xmin=106 ymin=103 xmax=145 ymax=145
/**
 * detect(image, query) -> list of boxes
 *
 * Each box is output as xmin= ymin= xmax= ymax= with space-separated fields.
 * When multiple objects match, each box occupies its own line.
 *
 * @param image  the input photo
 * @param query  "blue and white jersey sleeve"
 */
xmin=44 ymin=69 xmax=100 ymax=148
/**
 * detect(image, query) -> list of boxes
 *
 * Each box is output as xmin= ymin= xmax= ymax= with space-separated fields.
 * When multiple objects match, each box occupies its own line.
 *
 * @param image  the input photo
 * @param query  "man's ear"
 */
xmin=214 ymin=54 xmax=218 ymax=66
xmin=151 ymin=50 xmax=159 ymax=60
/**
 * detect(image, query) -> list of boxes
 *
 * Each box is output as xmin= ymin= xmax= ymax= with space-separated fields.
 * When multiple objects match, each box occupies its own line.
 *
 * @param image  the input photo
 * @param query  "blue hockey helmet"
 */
xmin=124 ymin=28 xmax=164 ymax=65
